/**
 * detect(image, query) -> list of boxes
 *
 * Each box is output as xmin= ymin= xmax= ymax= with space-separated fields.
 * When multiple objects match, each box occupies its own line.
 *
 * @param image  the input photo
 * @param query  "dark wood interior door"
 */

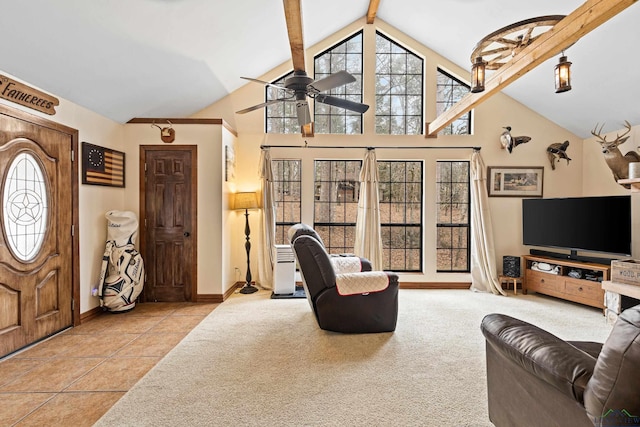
xmin=0 ymin=108 xmax=74 ymax=357
xmin=141 ymin=146 xmax=197 ymax=302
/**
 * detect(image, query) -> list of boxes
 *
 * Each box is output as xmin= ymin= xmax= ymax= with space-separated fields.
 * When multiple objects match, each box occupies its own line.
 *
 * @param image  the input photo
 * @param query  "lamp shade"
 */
xmin=233 ymin=192 xmax=259 ymax=210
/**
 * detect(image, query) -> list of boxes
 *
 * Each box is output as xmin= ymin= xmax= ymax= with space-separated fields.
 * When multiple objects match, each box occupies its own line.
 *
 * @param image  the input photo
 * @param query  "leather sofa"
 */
xmin=289 ymin=224 xmax=398 ymax=333
xmin=480 ymin=304 xmax=640 ymax=427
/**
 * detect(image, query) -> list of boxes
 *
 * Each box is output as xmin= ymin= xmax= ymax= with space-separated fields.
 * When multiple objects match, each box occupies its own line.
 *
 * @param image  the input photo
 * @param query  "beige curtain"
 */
xmin=354 ymin=148 xmax=383 ymax=271
xmin=257 ymin=147 xmax=275 ymax=289
xmin=470 ymin=150 xmax=504 ymax=295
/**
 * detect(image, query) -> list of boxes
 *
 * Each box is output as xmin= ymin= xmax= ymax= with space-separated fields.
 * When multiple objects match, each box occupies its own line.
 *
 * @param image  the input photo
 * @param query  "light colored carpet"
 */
xmin=95 ymin=289 xmax=612 ymax=426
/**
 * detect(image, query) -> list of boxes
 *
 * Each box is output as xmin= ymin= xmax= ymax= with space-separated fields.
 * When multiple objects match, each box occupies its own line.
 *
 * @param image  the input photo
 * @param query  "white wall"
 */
xmin=122 ymin=123 xmax=236 ymax=297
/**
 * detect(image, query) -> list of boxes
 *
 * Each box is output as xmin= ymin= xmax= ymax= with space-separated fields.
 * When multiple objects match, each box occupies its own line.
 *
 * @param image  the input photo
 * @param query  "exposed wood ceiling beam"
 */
xmin=427 ymin=0 xmax=638 ymax=137
xmin=367 ymin=0 xmax=380 ymax=24
xmin=283 ymin=0 xmax=306 ymax=71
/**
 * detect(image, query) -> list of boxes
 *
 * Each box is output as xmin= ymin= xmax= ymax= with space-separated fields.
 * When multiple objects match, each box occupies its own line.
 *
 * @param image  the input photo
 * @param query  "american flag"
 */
xmin=82 ymin=142 xmax=125 ymax=187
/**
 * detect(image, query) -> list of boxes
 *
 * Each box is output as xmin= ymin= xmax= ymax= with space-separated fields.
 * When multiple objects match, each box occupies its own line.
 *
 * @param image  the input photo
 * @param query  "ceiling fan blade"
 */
xmin=296 ymin=99 xmax=311 ymax=126
xmin=236 ymin=99 xmax=284 ymax=114
xmin=315 ymin=94 xmax=369 ymax=114
xmin=308 ymin=70 xmax=356 ymax=93
xmin=241 ymin=77 xmax=290 ymax=92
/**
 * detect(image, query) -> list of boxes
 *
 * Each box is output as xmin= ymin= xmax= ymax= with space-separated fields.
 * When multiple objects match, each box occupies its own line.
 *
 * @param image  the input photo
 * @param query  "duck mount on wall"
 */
xmin=546 ymin=140 xmax=571 ymax=170
xmin=500 ymin=126 xmax=531 ymax=153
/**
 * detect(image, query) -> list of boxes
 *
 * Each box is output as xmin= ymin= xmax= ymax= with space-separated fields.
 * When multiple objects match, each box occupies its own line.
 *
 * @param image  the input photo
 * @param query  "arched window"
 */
xmin=436 ymin=68 xmax=472 ymax=135
xmin=265 ymin=71 xmax=298 ymax=134
xmin=375 ymin=32 xmax=423 ymax=135
xmin=313 ymin=31 xmax=364 ymax=134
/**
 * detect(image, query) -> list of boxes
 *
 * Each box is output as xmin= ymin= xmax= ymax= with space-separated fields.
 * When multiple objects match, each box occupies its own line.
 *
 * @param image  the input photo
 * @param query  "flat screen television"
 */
xmin=522 ymin=195 xmax=632 ymax=262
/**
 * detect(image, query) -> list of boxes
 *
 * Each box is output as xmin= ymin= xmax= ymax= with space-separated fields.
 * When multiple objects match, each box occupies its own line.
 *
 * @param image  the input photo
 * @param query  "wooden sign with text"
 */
xmin=0 ymin=74 xmax=59 ymax=115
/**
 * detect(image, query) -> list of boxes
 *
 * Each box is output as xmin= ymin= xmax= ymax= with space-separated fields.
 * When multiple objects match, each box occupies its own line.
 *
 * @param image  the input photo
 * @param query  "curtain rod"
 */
xmin=260 ymin=144 xmax=481 ymax=151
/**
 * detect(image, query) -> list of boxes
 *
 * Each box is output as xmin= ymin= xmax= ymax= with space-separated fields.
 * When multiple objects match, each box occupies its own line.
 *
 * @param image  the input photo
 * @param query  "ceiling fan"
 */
xmin=235 ymin=0 xmax=369 ymax=131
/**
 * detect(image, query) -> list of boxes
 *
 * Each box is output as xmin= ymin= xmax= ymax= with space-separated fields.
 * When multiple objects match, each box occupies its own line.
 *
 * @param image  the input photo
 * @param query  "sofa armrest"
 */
xmin=330 ymin=255 xmax=364 ymax=274
xmin=335 ymin=271 xmax=397 ymax=295
xmin=329 ymin=254 xmax=372 ymax=272
xmin=481 ymin=313 xmax=597 ymax=403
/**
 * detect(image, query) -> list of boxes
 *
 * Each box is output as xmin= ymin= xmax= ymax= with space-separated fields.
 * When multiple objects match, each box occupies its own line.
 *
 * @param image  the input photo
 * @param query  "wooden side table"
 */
xmin=498 ymin=275 xmax=522 ymax=295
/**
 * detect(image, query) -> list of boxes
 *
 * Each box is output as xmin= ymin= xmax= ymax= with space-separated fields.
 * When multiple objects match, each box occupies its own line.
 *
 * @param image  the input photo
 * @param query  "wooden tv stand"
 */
xmin=523 ymin=255 xmax=610 ymax=309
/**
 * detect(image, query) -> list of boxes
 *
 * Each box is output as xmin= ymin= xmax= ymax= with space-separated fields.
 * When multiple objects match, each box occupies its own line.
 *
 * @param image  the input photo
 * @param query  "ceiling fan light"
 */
xmin=471 ymin=57 xmax=486 ymax=93
xmin=555 ymin=55 xmax=572 ymax=93
xmin=301 ymin=122 xmax=314 ymax=137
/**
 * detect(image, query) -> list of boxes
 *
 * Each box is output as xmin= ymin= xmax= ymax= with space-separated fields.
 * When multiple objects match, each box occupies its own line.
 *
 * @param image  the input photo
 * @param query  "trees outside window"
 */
xmin=273 ymin=159 xmax=301 ymax=244
xmin=314 ymin=31 xmax=364 ymax=134
xmin=313 ymin=159 xmax=423 ymax=272
xmin=313 ymin=160 xmax=361 ymax=253
xmin=436 ymin=161 xmax=470 ymax=272
xmin=378 ymin=161 xmax=422 ymax=272
xmin=375 ymin=32 xmax=423 ymax=135
xmin=266 ymin=72 xmax=298 ymax=134
xmin=436 ymin=68 xmax=471 ymax=135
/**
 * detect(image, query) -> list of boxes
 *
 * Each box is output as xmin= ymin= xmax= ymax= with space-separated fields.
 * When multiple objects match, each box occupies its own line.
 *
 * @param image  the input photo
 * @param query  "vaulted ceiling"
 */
xmin=1 ymin=0 xmax=638 ymax=138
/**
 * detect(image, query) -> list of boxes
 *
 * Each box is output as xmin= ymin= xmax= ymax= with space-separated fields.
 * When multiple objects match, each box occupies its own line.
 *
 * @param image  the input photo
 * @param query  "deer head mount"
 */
xmin=591 ymin=120 xmax=640 ymax=188
xmin=151 ymin=120 xmax=175 ymax=143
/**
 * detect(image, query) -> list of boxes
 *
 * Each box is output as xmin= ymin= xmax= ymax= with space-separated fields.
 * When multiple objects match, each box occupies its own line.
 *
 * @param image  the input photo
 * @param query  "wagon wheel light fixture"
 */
xmin=470 ymin=15 xmax=572 ymax=94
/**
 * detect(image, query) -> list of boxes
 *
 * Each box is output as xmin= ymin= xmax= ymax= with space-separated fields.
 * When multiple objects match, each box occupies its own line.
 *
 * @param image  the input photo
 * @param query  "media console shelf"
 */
xmin=523 ymin=255 xmax=610 ymax=310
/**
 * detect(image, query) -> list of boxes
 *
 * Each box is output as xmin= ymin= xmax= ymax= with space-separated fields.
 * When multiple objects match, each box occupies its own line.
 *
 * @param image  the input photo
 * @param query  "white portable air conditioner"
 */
xmin=273 ymin=244 xmax=296 ymax=295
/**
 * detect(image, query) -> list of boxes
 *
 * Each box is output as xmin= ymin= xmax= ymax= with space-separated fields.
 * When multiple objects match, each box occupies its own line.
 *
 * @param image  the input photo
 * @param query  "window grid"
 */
xmin=272 ymin=159 xmax=302 ymax=244
xmin=314 ymin=31 xmax=364 ymax=134
xmin=313 ymin=159 xmax=424 ymax=272
xmin=378 ymin=160 xmax=423 ymax=272
xmin=313 ymin=160 xmax=361 ymax=254
xmin=436 ymin=68 xmax=472 ymax=135
xmin=375 ymin=32 xmax=424 ymax=135
xmin=436 ymin=161 xmax=470 ymax=272
xmin=265 ymin=71 xmax=298 ymax=134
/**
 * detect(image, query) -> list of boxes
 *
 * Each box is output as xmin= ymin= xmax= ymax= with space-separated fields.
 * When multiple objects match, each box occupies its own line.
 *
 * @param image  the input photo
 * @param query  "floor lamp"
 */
xmin=233 ymin=192 xmax=259 ymax=294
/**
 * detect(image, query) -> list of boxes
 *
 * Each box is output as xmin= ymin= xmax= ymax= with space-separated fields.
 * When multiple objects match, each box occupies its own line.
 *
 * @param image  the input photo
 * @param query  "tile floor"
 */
xmin=0 ymin=302 xmax=219 ymax=426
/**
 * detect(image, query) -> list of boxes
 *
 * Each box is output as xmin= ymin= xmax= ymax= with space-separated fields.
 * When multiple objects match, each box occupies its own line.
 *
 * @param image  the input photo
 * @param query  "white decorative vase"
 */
xmin=629 ymin=162 xmax=640 ymax=179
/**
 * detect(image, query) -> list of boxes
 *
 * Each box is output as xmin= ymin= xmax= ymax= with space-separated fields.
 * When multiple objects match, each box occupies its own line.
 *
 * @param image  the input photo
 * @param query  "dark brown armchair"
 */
xmin=289 ymin=224 xmax=398 ymax=334
xmin=481 ymin=304 xmax=640 ymax=427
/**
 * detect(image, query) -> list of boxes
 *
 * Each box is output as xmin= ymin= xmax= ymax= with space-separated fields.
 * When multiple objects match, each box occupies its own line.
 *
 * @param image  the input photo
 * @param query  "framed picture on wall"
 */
xmin=82 ymin=142 xmax=125 ymax=187
xmin=487 ymin=166 xmax=543 ymax=197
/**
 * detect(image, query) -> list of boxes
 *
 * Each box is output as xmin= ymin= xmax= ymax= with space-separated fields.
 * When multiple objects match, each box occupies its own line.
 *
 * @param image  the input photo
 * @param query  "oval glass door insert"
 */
xmin=2 ymin=152 xmax=49 ymax=261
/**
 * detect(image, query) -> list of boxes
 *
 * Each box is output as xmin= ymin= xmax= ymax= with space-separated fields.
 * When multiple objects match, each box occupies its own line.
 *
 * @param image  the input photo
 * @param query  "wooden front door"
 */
xmin=140 ymin=146 xmax=197 ymax=302
xmin=0 ymin=105 xmax=77 ymax=357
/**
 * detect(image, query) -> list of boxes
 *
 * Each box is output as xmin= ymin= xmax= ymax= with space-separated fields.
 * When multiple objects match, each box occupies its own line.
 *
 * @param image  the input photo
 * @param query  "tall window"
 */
xmin=375 ymin=32 xmax=423 ymax=135
xmin=314 ymin=159 xmax=424 ymax=272
xmin=273 ymin=159 xmax=301 ymax=244
xmin=436 ymin=68 xmax=471 ymax=135
xmin=436 ymin=161 xmax=470 ymax=272
xmin=314 ymin=31 xmax=364 ymax=134
xmin=378 ymin=161 xmax=422 ymax=272
xmin=266 ymin=71 xmax=298 ymax=134
xmin=313 ymin=160 xmax=361 ymax=254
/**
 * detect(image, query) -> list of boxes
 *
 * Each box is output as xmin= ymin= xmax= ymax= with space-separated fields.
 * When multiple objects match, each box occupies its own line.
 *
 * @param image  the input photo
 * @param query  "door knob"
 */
xmin=183 ymin=231 xmax=190 ymax=237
